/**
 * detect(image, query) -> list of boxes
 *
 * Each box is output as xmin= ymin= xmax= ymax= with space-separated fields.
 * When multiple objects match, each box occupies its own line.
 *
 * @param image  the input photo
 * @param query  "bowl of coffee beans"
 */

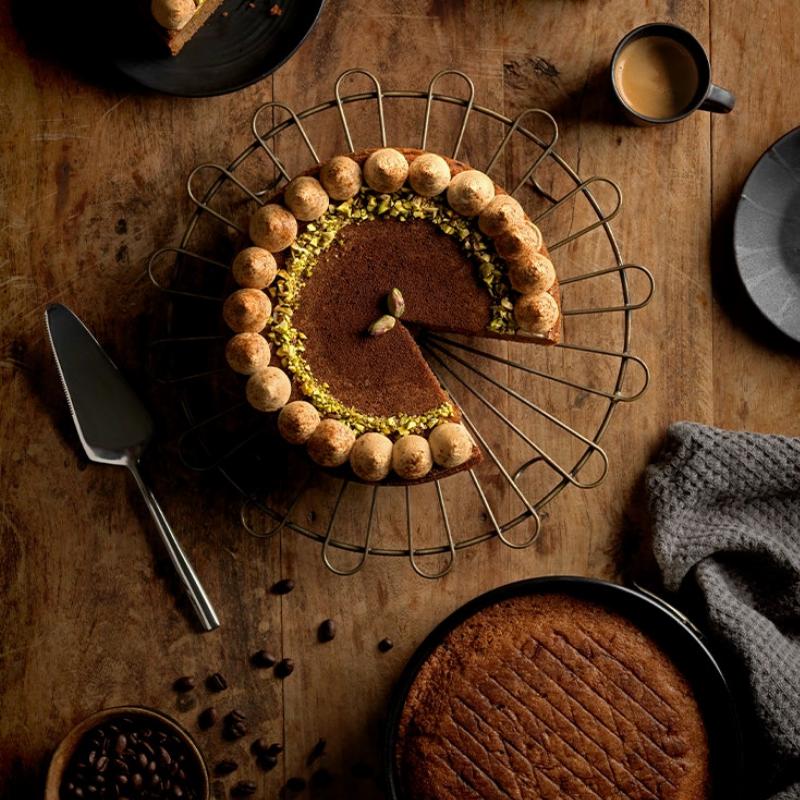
xmin=45 ymin=706 xmax=209 ymax=800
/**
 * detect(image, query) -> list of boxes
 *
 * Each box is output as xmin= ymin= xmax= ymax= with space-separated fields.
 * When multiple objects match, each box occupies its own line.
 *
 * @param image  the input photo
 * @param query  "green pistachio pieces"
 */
xmin=368 ymin=314 xmax=396 ymax=337
xmin=387 ymin=288 xmax=405 ymax=318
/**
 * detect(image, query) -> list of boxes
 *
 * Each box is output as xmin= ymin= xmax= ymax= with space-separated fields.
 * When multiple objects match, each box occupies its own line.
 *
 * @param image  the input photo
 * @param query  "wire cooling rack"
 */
xmin=148 ymin=68 xmax=653 ymax=578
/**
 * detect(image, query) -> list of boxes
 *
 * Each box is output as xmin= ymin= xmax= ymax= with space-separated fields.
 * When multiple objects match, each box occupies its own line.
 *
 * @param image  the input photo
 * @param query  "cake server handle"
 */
xmin=128 ymin=459 xmax=220 ymax=632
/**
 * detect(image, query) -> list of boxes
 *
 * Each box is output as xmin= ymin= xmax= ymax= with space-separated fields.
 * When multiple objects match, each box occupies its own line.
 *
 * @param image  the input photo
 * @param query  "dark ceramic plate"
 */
xmin=384 ymin=577 xmax=743 ymax=800
xmin=734 ymin=127 xmax=800 ymax=343
xmin=113 ymin=0 xmax=325 ymax=97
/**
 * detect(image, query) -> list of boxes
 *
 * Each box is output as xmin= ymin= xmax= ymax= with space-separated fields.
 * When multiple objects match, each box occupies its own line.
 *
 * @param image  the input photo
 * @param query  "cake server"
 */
xmin=45 ymin=304 xmax=220 ymax=632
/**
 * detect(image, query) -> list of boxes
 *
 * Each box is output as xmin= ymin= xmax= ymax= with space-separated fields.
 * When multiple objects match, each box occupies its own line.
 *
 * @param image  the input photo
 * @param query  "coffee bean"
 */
xmin=232 ymin=780 xmax=258 ymax=796
xmin=257 ymin=754 xmax=278 ymax=771
xmin=226 ymin=709 xmax=247 ymax=724
xmin=275 ymin=658 xmax=294 ymax=678
xmin=114 ymin=734 xmax=127 ymax=755
xmin=307 ymin=738 xmax=326 ymax=766
xmin=95 ymin=756 xmax=108 ymax=773
xmin=131 ymin=773 xmax=143 ymax=789
xmin=271 ymin=578 xmax=295 ymax=595
xmin=317 ymin=619 xmax=336 ymax=643
xmin=198 ymin=707 xmax=218 ymax=730
xmin=206 ymin=672 xmax=228 ymax=692
xmin=251 ymin=649 xmax=277 ymax=668
xmin=224 ymin=721 xmax=248 ymax=741
xmin=378 ymin=637 xmax=394 ymax=653
xmin=173 ymin=676 xmax=196 ymax=693
xmin=159 ymin=746 xmax=172 ymax=766
xmin=267 ymin=742 xmax=284 ymax=757
xmin=214 ymin=760 xmax=238 ymax=776
xmin=250 ymin=738 xmax=271 ymax=756
xmin=286 ymin=776 xmax=307 ymax=792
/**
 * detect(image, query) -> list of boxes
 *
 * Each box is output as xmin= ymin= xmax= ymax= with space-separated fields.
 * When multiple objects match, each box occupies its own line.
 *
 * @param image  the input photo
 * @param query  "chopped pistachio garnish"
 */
xmin=265 ymin=186 xmax=518 ymax=437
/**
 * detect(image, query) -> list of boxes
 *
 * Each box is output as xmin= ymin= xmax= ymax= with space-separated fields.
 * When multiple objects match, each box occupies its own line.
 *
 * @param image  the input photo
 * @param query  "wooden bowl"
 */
xmin=44 ymin=705 xmax=209 ymax=800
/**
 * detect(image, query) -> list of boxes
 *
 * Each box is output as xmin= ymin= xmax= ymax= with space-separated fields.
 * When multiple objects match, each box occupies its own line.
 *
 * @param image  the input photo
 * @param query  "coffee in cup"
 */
xmin=611 ymin=23 xmax=734 ymax=124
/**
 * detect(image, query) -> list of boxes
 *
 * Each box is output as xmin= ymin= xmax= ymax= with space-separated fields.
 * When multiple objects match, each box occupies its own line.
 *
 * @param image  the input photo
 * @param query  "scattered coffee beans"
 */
xmin=206 ymin=672 xmax=228 ymax=693
xmin=251 ymin=650 xmax=277 ymax=668
xmin=270 ymin=578 xmax=295 ymax=595
xmin=59 ymin=713 xmax=203 ymax=800
xmin=378 ymin=637 xmax=394 ymax=653
xmin=285 ymin=776 xmax=307 ymax=792
xmin=197 ymin=707 xmax=218 ymax=730
xmin=214 ymin=759 xmax=239 ymax=776
xmin=173 ymin=676 xmax=196 ymax=693
xmin=317 ymin=619 xmax=336 ymax=643
xmin=231 ymin=779 xmax=258 ymax=796
xmin=267 ymin=742 xmax=284 ymax=757
xmin=275 ymin=658 xmax=294 ymax=679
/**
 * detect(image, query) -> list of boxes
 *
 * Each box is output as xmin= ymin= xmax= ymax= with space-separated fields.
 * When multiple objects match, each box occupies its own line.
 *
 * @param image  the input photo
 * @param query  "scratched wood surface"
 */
xmin=1 ymin=0 xmax=799 ymax=798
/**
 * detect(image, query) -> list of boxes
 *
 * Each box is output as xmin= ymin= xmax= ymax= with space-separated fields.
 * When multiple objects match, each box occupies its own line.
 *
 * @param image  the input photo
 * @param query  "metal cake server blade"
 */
xmin=45 ymin=303 xmax=220 ymax=632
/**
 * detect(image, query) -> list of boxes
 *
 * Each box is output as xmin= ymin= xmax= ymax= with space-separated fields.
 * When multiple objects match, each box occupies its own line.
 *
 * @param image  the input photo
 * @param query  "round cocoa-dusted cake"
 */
xmin=396 ymin=593 xmax=710 ymax=800
xmin=222 ymin=148 xmax=563 ymax=485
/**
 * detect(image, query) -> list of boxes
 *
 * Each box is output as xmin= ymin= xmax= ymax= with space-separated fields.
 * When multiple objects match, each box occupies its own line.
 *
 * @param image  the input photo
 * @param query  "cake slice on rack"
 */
xmin=221 ymin=147 xmax=562 ymax=485
xmin=150 ymin=0 xmax=226 ymax=55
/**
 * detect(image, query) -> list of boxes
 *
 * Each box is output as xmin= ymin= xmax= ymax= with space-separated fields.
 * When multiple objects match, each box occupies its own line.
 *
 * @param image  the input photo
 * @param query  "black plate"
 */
xmin=384 ymin=576 xmax=743 ymax=800
xmin=113 ymin=0 xmax=325 ymax=97
xmin=734 ymin=127 xmax=800 ymax=344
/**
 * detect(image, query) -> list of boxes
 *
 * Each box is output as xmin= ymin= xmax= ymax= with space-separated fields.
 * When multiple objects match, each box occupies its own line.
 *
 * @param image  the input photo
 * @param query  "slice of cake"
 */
xmin=396 ymin=593 xmax=710 ymax=800
xmin=221 ymin=148 xmax=562 ymax=485
xmin=150 ymin=0 xmax=226 ymax=55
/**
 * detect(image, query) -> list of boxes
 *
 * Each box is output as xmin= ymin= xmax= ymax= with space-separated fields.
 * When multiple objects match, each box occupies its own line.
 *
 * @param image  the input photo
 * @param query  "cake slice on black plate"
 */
xmin=150 ymin=0 xmax=226 ymax=55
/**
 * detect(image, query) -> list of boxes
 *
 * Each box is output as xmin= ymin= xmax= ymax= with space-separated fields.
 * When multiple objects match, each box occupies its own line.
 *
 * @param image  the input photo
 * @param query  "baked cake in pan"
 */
xmin=396 ymin=593 xmax=710 ymax=799
xmin=222 ymin=148 xmax=562 ymax=485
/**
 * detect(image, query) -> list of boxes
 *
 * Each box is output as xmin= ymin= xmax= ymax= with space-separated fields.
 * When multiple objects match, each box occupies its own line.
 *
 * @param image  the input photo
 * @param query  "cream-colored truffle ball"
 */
xmin=392 ymin=435 xmax=433 ymax=480
xmin=408 ymin=153 xmax=451 ymax=197
xmin=223 ymin=288 xmax=271 ymax=333
xmin=515 ymin=291 xmax=560 ymax=335
xmin=429 ymin=423 xmax=474 ymax=469
xmin=478 ymin=194 xmax=525 ymax=237
xmin=151 ymin=0 xmax=195 ymax=29
xmin=320 ymin=156 xmax=362 ymax=201
xmin=284 ymin=176 xmax=330 ymax=222
xmin=447 ymin=169 xmax=495 ymax=217
xmin=507 ymin=253 xmax=556 ymax=295
xmin=307 ymin=419 xmax=356 ymax=468
xmin=245 ymin=367 xmax=292 ymax=412
xmin=349 ymin=433 xmax=393 ymax=482
xmin=495 ymin=221 xmax=544 ymax=264
xmin=363 ymin=148 xmax=409 ymax=193
xmin=249 ymin=204 xmax=298 ymax=252
xmin=278 ymin=401 xmax=320 ymax=445
xmin=232 ymin=247 xmax=278 ymax=289
xmin=225 ymin=333 xmax=271 ymax=375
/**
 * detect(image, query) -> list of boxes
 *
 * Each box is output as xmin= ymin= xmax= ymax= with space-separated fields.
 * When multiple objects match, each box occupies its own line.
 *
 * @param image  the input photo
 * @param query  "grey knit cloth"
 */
xmin=646 ymin=422 xmax=800 ymax=800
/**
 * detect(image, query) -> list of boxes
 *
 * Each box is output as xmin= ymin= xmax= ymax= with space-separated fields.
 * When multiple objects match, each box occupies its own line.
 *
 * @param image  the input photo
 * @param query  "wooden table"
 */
xmin=2 ymin=0 xmax=799 ymax=797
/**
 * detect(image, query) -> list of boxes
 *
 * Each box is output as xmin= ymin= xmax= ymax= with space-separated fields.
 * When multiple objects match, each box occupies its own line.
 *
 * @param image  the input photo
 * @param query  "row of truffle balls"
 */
xmin=277 ymin=406 xmax=475 ymax=481
xmin=244 ymin=148 xmax=559 ymax=335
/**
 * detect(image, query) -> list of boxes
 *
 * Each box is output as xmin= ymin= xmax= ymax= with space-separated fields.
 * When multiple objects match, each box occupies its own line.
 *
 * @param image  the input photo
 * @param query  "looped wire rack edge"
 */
xmin=148 ymin=68 xmax=654 ymax=578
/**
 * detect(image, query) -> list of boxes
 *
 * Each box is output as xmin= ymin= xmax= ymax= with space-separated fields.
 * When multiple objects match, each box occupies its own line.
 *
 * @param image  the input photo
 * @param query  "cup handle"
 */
xmin=700 ymin=83 xmax=735 ymax=114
